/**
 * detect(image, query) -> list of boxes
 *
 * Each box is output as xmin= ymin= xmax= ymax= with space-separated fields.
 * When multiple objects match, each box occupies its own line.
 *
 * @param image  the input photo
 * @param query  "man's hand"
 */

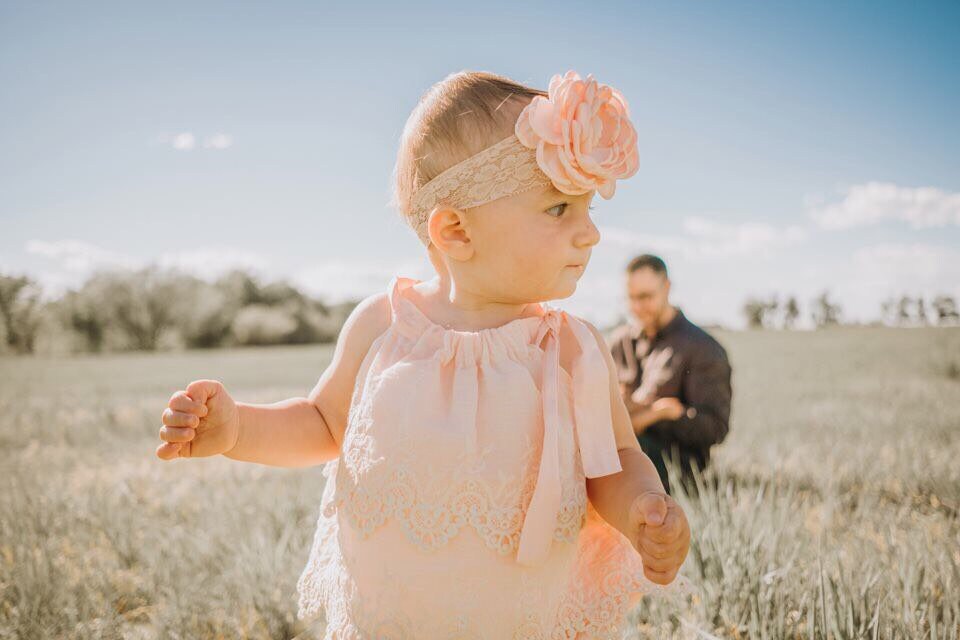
xmin=620 ymin=382 xmax=645 ymax=414
xmin=652 ymin=397 xmax=685 ymax=421
xmin=620 ymin=387 xmax=686 ymax=435
xmin=628 ymin=491 xmax=690 ymax=585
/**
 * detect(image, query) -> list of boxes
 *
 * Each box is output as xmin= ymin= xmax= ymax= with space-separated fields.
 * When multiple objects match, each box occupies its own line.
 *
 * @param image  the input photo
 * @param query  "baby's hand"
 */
xmin=627 ymin=491 xmax=690 ymax=585
xmin=156 ymin=380 xmax=240 ymax=460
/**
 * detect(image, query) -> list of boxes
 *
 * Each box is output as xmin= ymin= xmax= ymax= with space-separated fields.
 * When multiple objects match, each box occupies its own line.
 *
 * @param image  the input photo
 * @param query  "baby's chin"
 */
xmin=542 ymin=271 xmax=581 ymax=301
xmin=510 ymin=281 xmax=576 ymax=305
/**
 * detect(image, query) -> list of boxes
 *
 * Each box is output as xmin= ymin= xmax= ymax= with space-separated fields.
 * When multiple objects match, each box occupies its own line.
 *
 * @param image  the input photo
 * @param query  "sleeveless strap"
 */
xmin=387 ymin=275 xmax=411 ymax=323
xmin=516 ymin=309 xmax=623 ymax=567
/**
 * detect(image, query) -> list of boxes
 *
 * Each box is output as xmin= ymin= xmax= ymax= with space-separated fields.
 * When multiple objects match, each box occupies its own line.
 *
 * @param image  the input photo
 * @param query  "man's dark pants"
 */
xmin=637 ymin=433 xmax=706 ymax=498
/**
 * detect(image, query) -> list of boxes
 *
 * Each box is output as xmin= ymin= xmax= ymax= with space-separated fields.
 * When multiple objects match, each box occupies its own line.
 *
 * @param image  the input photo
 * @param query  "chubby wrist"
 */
xmin=591 ymin=449 xmax=666 ymax=535
xmin=224 ymin=402 xmax=246 ymax=456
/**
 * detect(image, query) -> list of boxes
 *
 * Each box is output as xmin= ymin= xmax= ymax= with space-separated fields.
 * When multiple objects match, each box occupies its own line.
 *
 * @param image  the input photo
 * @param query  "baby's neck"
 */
xmin=412 ymin=276 xmax=542 ymax=332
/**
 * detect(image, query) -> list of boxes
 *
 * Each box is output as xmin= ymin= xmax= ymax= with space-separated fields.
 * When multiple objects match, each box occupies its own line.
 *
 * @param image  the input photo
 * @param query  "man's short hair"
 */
xmin=626 ymin=254 xmax=668 ymax=278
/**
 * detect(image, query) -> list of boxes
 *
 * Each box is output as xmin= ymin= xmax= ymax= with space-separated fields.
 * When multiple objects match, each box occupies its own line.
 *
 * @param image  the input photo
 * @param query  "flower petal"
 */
xmin=528 ymin=98 xmax=562 ymax=146
xmin=518 ymin=70 xmax=638 ymax=199
xmin=598 ymin=179 xmax=616 ymax=199
xmin=515 ymin=107 xmax=537 ymax=148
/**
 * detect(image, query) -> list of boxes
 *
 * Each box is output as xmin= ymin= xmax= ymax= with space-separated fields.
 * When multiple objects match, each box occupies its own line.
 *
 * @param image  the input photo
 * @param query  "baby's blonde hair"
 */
xmin=391 ymin=70 xmax=547 ymax=225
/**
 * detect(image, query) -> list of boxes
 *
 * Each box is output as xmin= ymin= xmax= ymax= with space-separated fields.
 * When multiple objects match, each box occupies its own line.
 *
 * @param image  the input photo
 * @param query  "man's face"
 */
xmin=626 ymin=267 xmax=670 ymax=330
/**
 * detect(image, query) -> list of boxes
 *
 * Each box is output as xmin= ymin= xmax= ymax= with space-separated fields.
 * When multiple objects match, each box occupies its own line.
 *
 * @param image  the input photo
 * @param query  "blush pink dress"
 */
xmin=297 ymin=275 xmax=686 ymax=639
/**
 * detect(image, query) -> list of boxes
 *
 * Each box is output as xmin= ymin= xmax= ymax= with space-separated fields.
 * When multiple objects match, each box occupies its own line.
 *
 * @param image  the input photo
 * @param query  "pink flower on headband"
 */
xmin=515 ymin=70 xmax=639 ymax=199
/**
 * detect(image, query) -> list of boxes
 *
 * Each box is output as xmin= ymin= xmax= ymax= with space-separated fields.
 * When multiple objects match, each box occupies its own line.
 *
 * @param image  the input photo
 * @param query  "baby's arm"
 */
xmin=582 ymin=321 xmax=666 ymax=534
xmin=225 ymin=292 xmax=392 ymax=467
xmin=582 ymin=320 xmax=691 ymax=584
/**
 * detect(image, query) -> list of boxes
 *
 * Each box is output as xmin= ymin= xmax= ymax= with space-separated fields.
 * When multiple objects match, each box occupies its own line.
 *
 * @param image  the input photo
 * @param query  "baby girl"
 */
xmin=157 ymin=69 xmax=691 ymax=639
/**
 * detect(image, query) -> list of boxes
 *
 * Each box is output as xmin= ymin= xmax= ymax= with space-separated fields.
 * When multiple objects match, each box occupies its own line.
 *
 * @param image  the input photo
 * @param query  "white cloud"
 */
xmin=292 ymin=257 xmax=432 ymax=303
xmin=566 ymin=216 xmax=807 ymax=329
xmin=809 ymin=182 xmax=960 ymax=229
xmin=152 ymin=132 xmax=233 ymax=151
xmin=597 ymin=226 xmax=686 ymax=255
xmin=23 ymin=238 xmax=433 ymax=307
xmin=202 ymin=134 xmax=233 ymax=150
xmin=26 ymin=240 xmax=272 ymax=279
xmin=600 ymin=216 xmax=807 ymax=261
xmin=155 ymin=248 xmax=269 ymax=277
xmin=25 ymin=239 xmax=278 ymax=298
xmin=171 ymin=132 xmax=195 ymax=151
xmin=804 ymin=242 xmax=960 ymax=325
xmin=26 ymin=239 xmax=138 ymax=272
xmin=24 ymin=239 xmax=141 ymax=300
xmin=682 ymin=216 xmax=807 ymax=256
xmin=851 ymin=242 xmax=960 ymax=292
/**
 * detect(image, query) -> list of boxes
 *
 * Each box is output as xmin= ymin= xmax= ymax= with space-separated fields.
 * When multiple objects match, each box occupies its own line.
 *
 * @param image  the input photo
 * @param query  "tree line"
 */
xmin=0 ymin=267 xmax=359 ymax=355
xmin=3 ymin=268 xmax=958 ymax=354
xmin=742 ymin=291 xmax=960 ymax=329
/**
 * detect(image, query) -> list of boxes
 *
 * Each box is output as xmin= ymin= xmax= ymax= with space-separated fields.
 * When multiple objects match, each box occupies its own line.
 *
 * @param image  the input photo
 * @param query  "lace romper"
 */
xmin=297 ymin=275 xmax=676 ymax=639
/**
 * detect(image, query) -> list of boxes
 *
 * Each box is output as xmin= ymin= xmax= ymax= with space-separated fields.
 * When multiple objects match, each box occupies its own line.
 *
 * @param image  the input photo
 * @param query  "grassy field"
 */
xmin=1 ymin=327 xmax=958 ymax=639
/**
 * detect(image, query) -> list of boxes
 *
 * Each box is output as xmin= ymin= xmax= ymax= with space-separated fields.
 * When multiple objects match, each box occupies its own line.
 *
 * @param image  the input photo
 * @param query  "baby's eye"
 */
xmin=545 ymin=203 xmax=568 ymax=218
xmin=545 ymin=202 xmax=596 ymax=218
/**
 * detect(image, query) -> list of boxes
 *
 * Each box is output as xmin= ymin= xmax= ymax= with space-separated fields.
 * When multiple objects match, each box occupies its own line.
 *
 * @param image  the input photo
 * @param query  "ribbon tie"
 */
xmin=516 ymin=308 xmax=623 ymax=566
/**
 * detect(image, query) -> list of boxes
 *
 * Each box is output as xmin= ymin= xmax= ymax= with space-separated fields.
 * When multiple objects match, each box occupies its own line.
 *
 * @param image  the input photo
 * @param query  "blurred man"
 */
xmin=607 ymin=254 xmax=732 ymax=495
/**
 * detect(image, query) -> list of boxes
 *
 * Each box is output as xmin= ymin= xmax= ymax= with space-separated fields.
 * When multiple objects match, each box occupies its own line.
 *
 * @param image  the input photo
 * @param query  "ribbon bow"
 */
xmin=516 ymin=308 xmax=623 ymax=566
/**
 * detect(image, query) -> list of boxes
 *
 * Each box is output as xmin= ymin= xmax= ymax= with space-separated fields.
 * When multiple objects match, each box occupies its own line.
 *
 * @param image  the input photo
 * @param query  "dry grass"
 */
xmin=1 ymin=328 xmax=958 ymax=639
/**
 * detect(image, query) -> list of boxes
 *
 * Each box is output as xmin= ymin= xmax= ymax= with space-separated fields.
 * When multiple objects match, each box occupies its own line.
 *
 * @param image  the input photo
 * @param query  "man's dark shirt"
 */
xmin=607 ymin=309 xmax=732 ymax=493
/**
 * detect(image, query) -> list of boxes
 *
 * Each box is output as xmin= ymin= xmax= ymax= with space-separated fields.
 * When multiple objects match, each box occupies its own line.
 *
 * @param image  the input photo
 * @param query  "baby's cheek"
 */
xmin=517 ymin=235 xmax=557 ymax=271
xmin=510 ymin=251 xmax=553 ymax=289
xmin=511 ymin=248 xmax=539 ymax=272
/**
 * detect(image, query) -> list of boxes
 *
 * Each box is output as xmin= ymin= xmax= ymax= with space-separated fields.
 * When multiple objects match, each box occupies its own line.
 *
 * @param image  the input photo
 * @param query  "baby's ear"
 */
xmin=428 ymin=205 xmax=473 ymax=260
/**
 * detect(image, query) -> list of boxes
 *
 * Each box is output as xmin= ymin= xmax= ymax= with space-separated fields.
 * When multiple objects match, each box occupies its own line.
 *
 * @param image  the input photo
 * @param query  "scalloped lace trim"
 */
xmin=297 ymin=504 xmax=692 ymax=639
xmin=324 ymin=429 xmax=588 ymax=555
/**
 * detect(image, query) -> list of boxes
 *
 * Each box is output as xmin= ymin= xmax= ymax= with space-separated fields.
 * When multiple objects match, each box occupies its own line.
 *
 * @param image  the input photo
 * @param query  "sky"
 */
xmin=2 ymin=0 xmax=958 ymax=329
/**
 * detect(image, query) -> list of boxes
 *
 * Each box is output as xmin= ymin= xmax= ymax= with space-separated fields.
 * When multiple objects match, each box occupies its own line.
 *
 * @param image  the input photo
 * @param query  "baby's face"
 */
xmin=459 ymin=184 xmax=600 ymax=303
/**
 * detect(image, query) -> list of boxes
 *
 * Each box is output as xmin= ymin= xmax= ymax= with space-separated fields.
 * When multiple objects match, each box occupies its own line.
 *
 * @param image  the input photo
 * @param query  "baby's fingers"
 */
xmin=639 ymin=550 xmax=678 ymax=576
xmin=637 ymin=535 xmax=678 ymax=561
xmin=168 ymin=390 xmax=208 ymax=416
xmin=643 ymin=506 xmax=684 ymax=544
xmin=643 ymin=563 xmax=678 ymax=586
xmin=156 ymin=441 xmax=184 ymax=460
xmin=162 ymin=407 xmax=200 ymax=428
xmin=159 ymin=424 xmax=196 ymax=443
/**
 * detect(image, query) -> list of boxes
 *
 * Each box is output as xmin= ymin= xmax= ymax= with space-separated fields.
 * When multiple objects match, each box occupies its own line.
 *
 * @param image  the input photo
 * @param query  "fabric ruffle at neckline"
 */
xmin=389 ymin=277 xmax=549 ymax=368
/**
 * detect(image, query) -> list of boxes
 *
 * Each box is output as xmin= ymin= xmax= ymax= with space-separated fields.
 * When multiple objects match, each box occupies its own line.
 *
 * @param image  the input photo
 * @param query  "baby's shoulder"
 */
xmin=554 ymin=313 xmax=608 ymax=376
xmin=340 ymin=291 xmax=393 ymax=355
xmin=563 ymin=313 xmax=606 ymax=351
xmin=307 ymin=290 xmax=394 ymax=450
xmin=562 ymin=313 xmax=623 ymax=380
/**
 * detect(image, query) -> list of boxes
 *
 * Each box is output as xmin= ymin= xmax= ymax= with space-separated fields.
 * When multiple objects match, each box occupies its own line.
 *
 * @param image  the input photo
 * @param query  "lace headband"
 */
xmin=406 ymin=70 xmax=640 ymax=247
